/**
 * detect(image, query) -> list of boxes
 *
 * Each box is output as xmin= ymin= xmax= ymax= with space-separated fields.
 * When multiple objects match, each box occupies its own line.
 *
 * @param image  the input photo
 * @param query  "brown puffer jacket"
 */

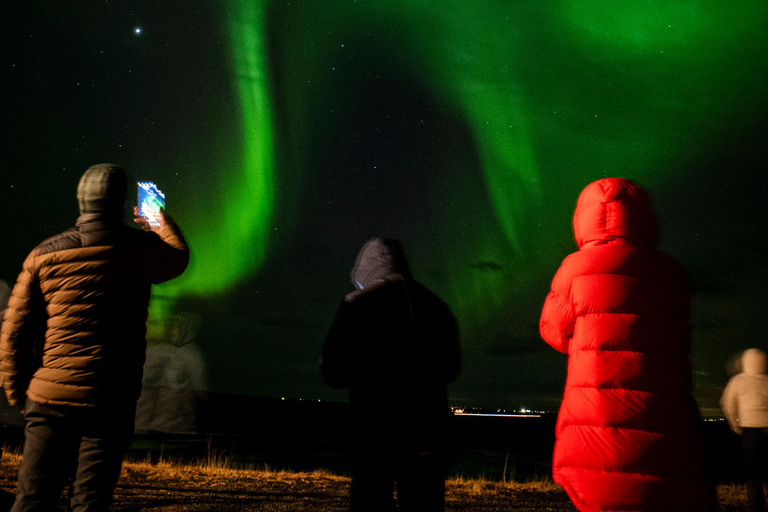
xmin=0 ymin=212 xmax=189 ymax=408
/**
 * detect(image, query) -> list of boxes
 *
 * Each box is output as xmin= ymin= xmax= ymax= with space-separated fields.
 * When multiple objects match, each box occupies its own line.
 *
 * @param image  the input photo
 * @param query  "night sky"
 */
xmin=2 ymin=1 xmax=767 ymax=415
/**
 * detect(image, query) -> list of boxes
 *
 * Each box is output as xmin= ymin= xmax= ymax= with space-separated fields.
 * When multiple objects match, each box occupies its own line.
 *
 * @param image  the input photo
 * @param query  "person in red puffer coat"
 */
xmin=539 ymin=178 xmax=717 ymax=512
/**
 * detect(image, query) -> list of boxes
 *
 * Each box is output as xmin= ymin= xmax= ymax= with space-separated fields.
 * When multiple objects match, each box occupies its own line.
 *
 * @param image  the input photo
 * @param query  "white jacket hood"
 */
xmin=742 ymin=348 xmax=768 ymax=375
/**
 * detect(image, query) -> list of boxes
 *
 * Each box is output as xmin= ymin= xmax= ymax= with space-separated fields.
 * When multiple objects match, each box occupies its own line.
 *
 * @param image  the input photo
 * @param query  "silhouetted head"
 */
xmin=77 ymin=163 xmax=128 ymax=216
xmin=573 ymin=178 xmax=658 ymax=249
xmin=351 ymin=238 xmax=411 ymax=289
xmin=742 ymin=348 xmax=767 ymax=375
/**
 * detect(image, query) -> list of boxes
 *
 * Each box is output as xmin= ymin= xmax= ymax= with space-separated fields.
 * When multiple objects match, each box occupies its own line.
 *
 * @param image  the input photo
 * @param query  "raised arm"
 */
xmin=134 ymin=207 xmax=190 ymax=283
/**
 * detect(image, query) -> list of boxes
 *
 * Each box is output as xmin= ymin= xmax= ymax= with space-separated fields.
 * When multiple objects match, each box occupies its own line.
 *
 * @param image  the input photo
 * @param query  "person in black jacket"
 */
xmin=321 ymin=238 xmax=461 ymax=512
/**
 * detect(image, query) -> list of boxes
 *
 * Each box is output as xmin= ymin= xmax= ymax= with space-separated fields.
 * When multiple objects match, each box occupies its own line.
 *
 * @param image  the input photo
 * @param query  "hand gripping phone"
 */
xmin=137 ymin=181 xmax=166 ymax=227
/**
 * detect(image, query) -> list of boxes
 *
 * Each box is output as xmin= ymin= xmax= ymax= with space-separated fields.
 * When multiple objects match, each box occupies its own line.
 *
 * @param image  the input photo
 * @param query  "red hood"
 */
xmin=573 ymin=178 xmax=658 ymax=249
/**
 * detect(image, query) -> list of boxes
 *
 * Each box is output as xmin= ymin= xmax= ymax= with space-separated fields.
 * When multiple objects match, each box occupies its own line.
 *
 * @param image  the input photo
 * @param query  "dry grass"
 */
xmin=717 ymin=483 xmax=757 ymax=511
xmin=118 ymin=445 xmax=347 ymax=484
xmin=120 ymin=456 xmax=348 ymax=491
xmin=0 ymin=447 xmax=755 ymax=511
xmin=448 ymin=474 xmax=562 ymax=495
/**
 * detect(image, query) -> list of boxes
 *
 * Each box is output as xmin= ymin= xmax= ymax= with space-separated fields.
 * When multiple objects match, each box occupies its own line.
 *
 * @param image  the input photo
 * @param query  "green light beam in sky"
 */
xmin=164 ymin=0 xmax=275 ymax=300
xmin=265 ymin=0 xmax=766 ymax=328
xmin=154 ymin=0 xmax=765 ymax=331
xmin=148 ymin=0 xmax=275 ymax=331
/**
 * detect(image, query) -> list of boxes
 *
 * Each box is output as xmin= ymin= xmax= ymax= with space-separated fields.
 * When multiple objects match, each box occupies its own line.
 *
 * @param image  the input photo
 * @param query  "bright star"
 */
xmin=134 ymin=27 xmax=142 ymax=35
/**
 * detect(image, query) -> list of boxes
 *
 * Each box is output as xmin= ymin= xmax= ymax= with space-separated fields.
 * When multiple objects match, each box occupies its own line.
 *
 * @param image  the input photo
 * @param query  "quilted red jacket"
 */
xmin=539 ymin=178 xmax=717 ymax=512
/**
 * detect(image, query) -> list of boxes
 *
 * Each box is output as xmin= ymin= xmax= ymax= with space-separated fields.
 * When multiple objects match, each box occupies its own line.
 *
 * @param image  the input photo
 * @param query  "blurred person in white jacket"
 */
xmin=721 ymin=348 xmax=768 ymax=512
xmin=0 ymin=280 xmax=10 ymax=468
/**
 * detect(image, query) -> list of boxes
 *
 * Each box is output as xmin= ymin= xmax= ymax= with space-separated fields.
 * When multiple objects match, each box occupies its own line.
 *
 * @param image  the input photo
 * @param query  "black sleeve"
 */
xmin=320 ymin=299 xmax=357 ymax=389
xmin=441 ymin=308 xmax=462 ymax=384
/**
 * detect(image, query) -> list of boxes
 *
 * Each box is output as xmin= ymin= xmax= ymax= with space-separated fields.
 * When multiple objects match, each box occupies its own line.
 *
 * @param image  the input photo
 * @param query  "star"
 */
xmin=134 ymin=27 xmax=142 ymax=35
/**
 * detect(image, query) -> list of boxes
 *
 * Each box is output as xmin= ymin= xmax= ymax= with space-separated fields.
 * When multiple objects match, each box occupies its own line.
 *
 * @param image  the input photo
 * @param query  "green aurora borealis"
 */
xmin=2 ymin=1 xmax=767 ymax=410
xmin=178 ymin=0 xmax=766 ymax=313
xmin=164 ymin=1 xmax=275 ymax=297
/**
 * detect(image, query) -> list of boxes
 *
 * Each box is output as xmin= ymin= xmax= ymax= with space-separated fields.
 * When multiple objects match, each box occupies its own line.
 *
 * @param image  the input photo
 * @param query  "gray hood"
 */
xmin=351 ymin=238 xmax=411 ymax=289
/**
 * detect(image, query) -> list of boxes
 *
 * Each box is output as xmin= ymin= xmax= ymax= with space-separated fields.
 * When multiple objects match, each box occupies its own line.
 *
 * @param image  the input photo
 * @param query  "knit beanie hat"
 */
xmin=77 ymin=163 xmax=128 ymax=214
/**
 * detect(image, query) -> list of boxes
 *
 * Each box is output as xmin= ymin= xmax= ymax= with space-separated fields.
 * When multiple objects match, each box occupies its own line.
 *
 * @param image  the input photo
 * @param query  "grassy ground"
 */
xmin=0 ymin=449 xmax=753 ymax=511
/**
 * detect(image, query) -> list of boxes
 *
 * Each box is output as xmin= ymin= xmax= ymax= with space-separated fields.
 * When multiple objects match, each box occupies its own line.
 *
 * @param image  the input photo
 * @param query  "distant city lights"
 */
xmin=455 ymin=412 xmax=542 ymax=418
xmin=451 ymin=406 xmax=543 ymax=418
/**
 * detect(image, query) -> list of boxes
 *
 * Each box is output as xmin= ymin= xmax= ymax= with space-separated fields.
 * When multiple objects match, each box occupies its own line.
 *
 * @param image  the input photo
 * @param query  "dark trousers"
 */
xmin=350 ymin=451 xmax=448 ymax=512
xmin=743 ymin=427 xmax=768 ymax=512
xmin=12 ymin=401 xmax=136 ymax=512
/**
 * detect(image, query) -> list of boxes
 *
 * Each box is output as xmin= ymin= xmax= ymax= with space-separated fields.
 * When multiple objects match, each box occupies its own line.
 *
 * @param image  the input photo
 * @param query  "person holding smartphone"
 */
xmin=0 ymin=163 xmax=189 ymax=512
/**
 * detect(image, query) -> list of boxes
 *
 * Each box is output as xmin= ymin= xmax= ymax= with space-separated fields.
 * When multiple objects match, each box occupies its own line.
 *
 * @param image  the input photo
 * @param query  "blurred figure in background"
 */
xmin=321 ymin=238 xmax=461 ymax=512
xmin=721 ymin=348 xmax=768 ymax=512
xmin=0 ymin=279 xmax=10 ymax=467
xmin=0 ymin=280 xmax=10 ymax=318
xmin=540 ymin=178 xmax=717 ymax=512
xmin=0 ymin=163 xmax=189 ymax=512
xmin=136 ymin=312 xmax=207 ymax=434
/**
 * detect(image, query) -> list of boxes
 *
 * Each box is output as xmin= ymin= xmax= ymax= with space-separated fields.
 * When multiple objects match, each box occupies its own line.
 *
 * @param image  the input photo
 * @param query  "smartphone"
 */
xmin=137 ymin=181 xmax=166 ymax=227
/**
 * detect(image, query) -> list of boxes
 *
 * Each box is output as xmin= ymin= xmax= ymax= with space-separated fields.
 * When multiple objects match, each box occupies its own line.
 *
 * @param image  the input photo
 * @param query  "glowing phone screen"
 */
xmin=137 ymin=181 xmax=166 ymax=227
